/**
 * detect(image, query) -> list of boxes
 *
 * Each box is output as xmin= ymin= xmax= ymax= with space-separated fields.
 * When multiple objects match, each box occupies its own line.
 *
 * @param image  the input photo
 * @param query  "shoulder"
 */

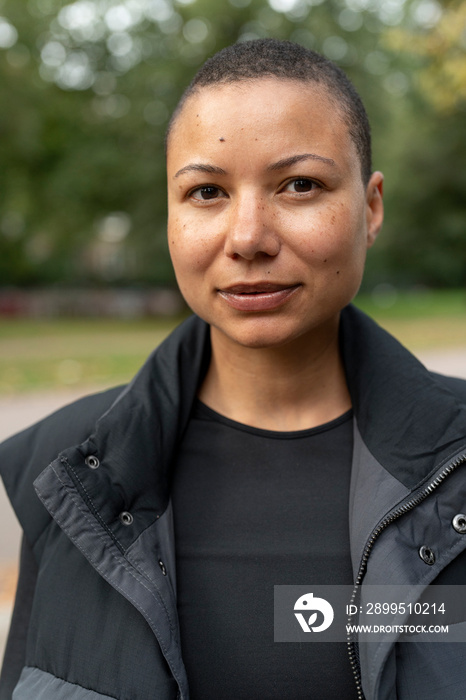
xmin=0 ymin=385 xmax=125 ymax=541
xmin=429 ymin=372 xmax=466 ymax=403
xmin=0 ymin=385 xmax=124 ymax=466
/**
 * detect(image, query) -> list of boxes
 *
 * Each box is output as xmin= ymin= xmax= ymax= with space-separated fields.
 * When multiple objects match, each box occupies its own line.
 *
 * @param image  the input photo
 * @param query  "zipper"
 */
xmin=347 ymin=451 xmax=466 ymax=699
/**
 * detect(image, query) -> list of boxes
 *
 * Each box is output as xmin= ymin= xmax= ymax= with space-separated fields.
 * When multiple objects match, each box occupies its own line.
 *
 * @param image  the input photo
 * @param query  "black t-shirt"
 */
xmin=171 ymin=401 xmax=358 ymax=699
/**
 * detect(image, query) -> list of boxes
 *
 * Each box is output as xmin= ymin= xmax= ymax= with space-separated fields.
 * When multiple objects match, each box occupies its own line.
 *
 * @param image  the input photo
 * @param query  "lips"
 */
xmin=217 ymin=282 xmax=301 ymax=311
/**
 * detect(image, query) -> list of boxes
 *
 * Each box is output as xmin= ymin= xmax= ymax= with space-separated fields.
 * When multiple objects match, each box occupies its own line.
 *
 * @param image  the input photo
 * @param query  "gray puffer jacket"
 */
xmin=1 ymin=305 xmax=466 ymax=700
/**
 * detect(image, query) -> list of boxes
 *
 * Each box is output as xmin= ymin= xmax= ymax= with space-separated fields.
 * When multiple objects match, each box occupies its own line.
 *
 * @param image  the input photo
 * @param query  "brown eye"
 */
xmin=287 ymin=178 xmax=317 ymax=193
xmin=191 ymin=186 xmax=222 ymax=200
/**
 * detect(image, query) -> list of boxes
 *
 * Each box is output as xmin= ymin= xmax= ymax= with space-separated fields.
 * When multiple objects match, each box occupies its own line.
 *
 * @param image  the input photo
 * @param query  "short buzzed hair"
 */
xmin=166 ymin=38 xmax=372 ymax=184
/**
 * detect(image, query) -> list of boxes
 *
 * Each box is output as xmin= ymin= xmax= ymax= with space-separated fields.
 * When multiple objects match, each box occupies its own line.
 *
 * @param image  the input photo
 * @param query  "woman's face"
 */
xmin=167 ymin=78 xmax=383 ymax=350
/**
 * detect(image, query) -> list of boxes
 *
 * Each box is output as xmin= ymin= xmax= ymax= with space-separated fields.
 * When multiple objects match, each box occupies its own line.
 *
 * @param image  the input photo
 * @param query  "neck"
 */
xmin=198 ymin=318 xmax=351 ymax=431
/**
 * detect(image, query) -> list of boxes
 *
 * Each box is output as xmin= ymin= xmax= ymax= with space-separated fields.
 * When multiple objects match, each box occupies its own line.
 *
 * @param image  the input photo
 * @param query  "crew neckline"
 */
xmin=193 ymin=399 xmax=353 ymax=440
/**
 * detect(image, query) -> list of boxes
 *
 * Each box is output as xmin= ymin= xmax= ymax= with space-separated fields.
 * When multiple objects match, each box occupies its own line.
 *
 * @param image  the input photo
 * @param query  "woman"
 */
xmin=1 ymin=39 xmax=466 ymax=700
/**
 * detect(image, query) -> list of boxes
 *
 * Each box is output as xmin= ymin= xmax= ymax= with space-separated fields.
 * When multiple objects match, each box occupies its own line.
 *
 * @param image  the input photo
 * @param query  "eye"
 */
xmin=282 ymin=178 xmax=320 ymax=194
xmin=189 ymin=186 xmax=226 ymax=201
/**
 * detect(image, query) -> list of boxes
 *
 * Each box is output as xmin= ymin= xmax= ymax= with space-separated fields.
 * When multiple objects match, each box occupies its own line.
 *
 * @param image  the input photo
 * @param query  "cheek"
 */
xmin=168 ymin=218 xmax=216 ymax=283
xmin=291 ymin=223 xmax=360 ymax=266
xmin=281 ymin=204 xmax=357 ymax=253
xmin=288 ymin=210 xmax=367 ymax=291
xmin=315 ymin=206 xmax=366 ymax=260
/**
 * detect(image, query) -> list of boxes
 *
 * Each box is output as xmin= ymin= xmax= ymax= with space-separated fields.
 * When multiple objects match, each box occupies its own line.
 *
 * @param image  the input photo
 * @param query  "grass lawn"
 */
xmin=355 ymin=288 xmax=466 ymax=350
xmin=0 ymin=317 xmax=183 ymax=394
xmin=0 ymin=289 xmax=465 ymax=394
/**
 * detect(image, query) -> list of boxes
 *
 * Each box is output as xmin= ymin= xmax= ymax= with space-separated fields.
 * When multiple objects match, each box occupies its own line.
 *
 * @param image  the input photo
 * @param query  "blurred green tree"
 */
xmin=369 ymin=0 xmax=466 ymax=287
xmin=0 ymin=0 xmax=464 ymax=289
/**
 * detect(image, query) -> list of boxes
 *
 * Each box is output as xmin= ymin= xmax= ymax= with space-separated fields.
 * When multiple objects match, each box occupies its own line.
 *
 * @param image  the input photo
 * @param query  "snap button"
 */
xmin=158 ymin=559 xmax=167 ymax=576
xmin=452 ymin=513 xmax=466 ymax=534
xmin=419 ymin=546 xmax=435 ymax=565
xmin=85 ymin=455 xmax=100 ymax=469
xmin=119 ymin=511 xmax=133 ymax=526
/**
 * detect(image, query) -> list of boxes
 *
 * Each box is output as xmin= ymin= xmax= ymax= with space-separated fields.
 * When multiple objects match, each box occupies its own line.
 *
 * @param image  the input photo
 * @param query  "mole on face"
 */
xmin=219 ymin=137 xmax=225 ymax=142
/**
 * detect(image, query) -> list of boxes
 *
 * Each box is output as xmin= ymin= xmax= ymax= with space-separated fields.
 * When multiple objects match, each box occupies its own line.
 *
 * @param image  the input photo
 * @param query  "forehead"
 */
xmin=167 ymin=78 xmax=357 ymax=174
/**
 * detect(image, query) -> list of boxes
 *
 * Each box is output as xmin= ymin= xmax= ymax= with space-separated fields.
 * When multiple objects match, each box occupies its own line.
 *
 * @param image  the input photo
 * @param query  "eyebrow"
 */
xmin=173 ymin=152 xmax=335 ymax=179
xmin=267 ymin=153 xmax=335 ymax=170
xmin=174 ymin=163 xmax=227 ymax=178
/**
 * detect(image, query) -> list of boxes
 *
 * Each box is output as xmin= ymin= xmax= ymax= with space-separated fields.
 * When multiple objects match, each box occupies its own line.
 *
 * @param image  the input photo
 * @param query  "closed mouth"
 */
xmin=216 ymin=283 xmax=301 ymax=312
xmin=219 ymin=283 xmax=300 ymax=294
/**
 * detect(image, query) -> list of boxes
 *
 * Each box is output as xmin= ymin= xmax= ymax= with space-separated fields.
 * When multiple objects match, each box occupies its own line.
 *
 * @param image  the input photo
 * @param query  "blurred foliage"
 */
xmin=0 ymin=0 xmax=464 ymax=289
xmin=385 ymin=0 xmax=466 ymax=111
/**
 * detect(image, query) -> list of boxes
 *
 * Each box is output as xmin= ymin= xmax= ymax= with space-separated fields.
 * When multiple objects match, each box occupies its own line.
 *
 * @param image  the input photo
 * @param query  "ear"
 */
xmin=365 ymin=171 xmax=384 ymax=249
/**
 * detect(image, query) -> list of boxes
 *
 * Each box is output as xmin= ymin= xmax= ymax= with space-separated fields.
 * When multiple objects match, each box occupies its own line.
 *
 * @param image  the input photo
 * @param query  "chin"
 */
xmin=212 ymin=316 xmax=311 ymax=350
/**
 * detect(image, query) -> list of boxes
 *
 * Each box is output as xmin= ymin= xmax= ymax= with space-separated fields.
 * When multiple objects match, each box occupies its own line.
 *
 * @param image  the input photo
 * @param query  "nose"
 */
xmin=224 ymin=192 xmax=280 ymax=261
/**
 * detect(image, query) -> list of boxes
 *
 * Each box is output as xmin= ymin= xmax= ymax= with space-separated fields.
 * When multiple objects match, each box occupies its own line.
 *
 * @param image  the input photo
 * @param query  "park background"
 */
xmin=0 ymin=0 xmax=465 ymax=663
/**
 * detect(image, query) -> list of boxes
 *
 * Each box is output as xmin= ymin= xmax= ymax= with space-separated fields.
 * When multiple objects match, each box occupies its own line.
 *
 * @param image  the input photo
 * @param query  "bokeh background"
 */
xmin=0 ymin=0 xmax=465 ymax=662
xmin=0 ymin=0 xmax=465 ymax=395
xmin=1 ymin=0 xmax=465 ymax=293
